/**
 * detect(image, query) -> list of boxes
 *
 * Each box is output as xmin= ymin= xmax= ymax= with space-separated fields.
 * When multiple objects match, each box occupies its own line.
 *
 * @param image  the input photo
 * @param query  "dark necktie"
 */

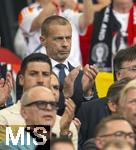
xmin=115 ymin=31 xmax=121 ymax=51
xmin=56 ymin=64 xmax=66 ymax=86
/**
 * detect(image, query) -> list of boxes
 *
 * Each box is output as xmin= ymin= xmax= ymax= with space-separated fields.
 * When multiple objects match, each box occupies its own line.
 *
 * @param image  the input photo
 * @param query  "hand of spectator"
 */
xmin=82 ymin=64 xmax=98 ymax=96
xmin=60 ymin=98 xmax=75 ymax=133
xmin=63 ymin=66 xmax=81 ymax=98
xmin=52 ymin=0 xmax=63 ymax=8
xmin=59 ymin=0 xmax=77 ymax=10
xmin=0 ymin=72 xmax=13 ymax=106
xmin=72 ymin=117 xmax=81 ymax=132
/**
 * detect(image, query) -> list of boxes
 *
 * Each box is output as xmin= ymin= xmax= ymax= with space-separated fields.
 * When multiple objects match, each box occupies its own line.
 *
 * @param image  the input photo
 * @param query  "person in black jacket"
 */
xmin=40 ymin=15 xmax=98 ymax=115
xmin=83 ymin=114 xmax=135 ymax=150
xmin=78 ymin=45 xmax=136 ymax=149
xmin=77 ymin=77 xmax=132 ymax=149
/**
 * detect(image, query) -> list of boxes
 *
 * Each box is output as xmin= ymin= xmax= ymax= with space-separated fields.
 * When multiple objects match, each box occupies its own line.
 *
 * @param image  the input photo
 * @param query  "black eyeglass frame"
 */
xmin=99 ymin=131 xmax=136 ymax=139
xmin=24 ymin=100 xmax=59 ymax=110
xmin=120 ymin=65 xmax=136 ymax=72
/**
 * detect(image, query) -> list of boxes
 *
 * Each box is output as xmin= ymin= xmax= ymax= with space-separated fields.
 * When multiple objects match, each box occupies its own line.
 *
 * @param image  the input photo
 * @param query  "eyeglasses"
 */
xmin=120 ymin=65 xmax=136 ymax=72
xmin=99 ymin=131 xmax=136 ymax=139
xmin=25 ymin=101 xmax=58 ymax=110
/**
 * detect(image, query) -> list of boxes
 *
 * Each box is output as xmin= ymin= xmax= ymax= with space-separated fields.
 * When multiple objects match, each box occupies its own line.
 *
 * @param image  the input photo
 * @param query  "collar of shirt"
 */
xmin=51 ymin=58 xmax=70 ymax=77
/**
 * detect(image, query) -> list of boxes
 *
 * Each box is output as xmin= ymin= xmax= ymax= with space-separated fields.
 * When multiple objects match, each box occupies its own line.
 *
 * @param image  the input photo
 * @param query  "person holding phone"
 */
xmin=0 ymin=64 xmax=14 ymax=109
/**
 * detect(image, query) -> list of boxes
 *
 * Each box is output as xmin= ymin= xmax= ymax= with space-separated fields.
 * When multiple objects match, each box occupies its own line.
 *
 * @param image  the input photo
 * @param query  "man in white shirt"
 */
xmin=18 ymin=0 xmax=94 ymax=66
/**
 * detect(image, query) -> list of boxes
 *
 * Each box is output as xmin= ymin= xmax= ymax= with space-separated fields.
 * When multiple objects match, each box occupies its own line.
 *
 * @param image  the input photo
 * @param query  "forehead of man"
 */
xmin=106 ymin=120 xmax=133 ymax=133
xmin=27 ymin=86 xmax=56 ymax=103
xmin=47 ymin=24 xmax=72 ymax=36
xmin=121 ymin=60 xmax=136 ymax=68
xmin=25 ymin=61 xmax=51 ymax=72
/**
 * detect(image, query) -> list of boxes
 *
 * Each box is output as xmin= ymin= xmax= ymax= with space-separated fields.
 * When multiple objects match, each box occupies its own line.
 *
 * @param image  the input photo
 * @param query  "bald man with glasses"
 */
xmin=0 ymin=86 xmax=57 ymax=149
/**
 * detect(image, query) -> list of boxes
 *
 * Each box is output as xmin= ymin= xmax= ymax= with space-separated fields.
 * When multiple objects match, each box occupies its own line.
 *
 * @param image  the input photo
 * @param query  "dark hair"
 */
xmin=95 ymin=114 xmax=130 ymax=137
xmin=41 ymin=15 xmax=71 ymax=37
xmin=50 ymin=137 xmax=74 ymax=150
xmin=107 ymin=77 xmax=132 ymax=105
xmin=16 ymin=70 xmax=23 ymax=100
xmin=20 ymin=53 xmax=52 ymax=74
xmin=113 ymin=45 xmax=136 ymax=74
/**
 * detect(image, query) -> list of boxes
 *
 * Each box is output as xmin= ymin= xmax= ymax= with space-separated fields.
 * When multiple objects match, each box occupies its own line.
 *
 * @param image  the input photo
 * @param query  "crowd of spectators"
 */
xmin=0 ymin=0 xmax=136 ymax=150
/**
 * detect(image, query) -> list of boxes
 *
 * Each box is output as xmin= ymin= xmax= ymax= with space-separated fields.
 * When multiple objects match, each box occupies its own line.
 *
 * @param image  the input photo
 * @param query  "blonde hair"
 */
xmin=118 ymin=79 xmax=136 ymax=113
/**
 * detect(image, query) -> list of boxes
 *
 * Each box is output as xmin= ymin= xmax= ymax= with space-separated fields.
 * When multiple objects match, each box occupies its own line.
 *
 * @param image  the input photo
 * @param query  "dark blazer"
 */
xmin=57 ymin=62 xmax=84 ymax=115
xmin=82 ymin=138 xmax=97 ymax=150
xmin=77 ymin=97 xmax=111 ymax=149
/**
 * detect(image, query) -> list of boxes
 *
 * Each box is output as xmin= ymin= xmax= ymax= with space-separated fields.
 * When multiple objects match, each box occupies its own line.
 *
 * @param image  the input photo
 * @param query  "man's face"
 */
xmin=20 ymin=61 xmax=51 ymax=91
xmin=21 ymin=87 xmax=57 ymax=126
xmin=105 ymin=120 xmax=135 ymax=145
xmin=41 ymin=24 xmax=72 ymax=63
xmin=116 ymin=60 xmax=136 ymax=80
xmin=51 ymin=74 xmax=60 ymax=102
xmin=96 ymin=120 xmax=135 ymax=149
xmin=123 ymin=88 xmax=136 ymax=129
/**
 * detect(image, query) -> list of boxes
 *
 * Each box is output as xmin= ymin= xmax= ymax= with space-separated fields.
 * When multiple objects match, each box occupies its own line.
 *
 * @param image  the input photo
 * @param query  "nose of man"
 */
xmin=37 ymin=75 xmax=44 ymax=85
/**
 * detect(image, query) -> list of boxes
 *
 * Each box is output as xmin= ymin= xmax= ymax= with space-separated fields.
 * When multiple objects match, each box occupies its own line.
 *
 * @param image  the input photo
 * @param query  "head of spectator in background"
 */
xmin=51 ymin=72 xmax=60 ymax=102
xmin=19 ymin=53 xmax=52 ymax=92
xmin=118 ymin=79 xmax=136 ymax=133
xmin=50 ymin=137 xmax=75 ymax=150
xmin=103 ymin=139 xmax=134 ymax=150
xmin=113 ymin=45 xmax=136 ymax=81
xmin=21 ymin=85 xmax=57 ymax=126
xmin=16 ymin=68 xmax=59 ymax=101
xmin=95 ymin=114 xmax=135 ymax=150
xmin=107 ymin=77 xmax=132 ymax=113
xmin=40 ymin=15 xmax=72 ymax=63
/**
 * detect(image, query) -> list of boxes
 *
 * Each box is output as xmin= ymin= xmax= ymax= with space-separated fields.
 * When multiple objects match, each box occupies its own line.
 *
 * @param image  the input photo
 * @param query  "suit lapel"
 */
xmin=68 ymin=62 xmax=75 ymax=71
